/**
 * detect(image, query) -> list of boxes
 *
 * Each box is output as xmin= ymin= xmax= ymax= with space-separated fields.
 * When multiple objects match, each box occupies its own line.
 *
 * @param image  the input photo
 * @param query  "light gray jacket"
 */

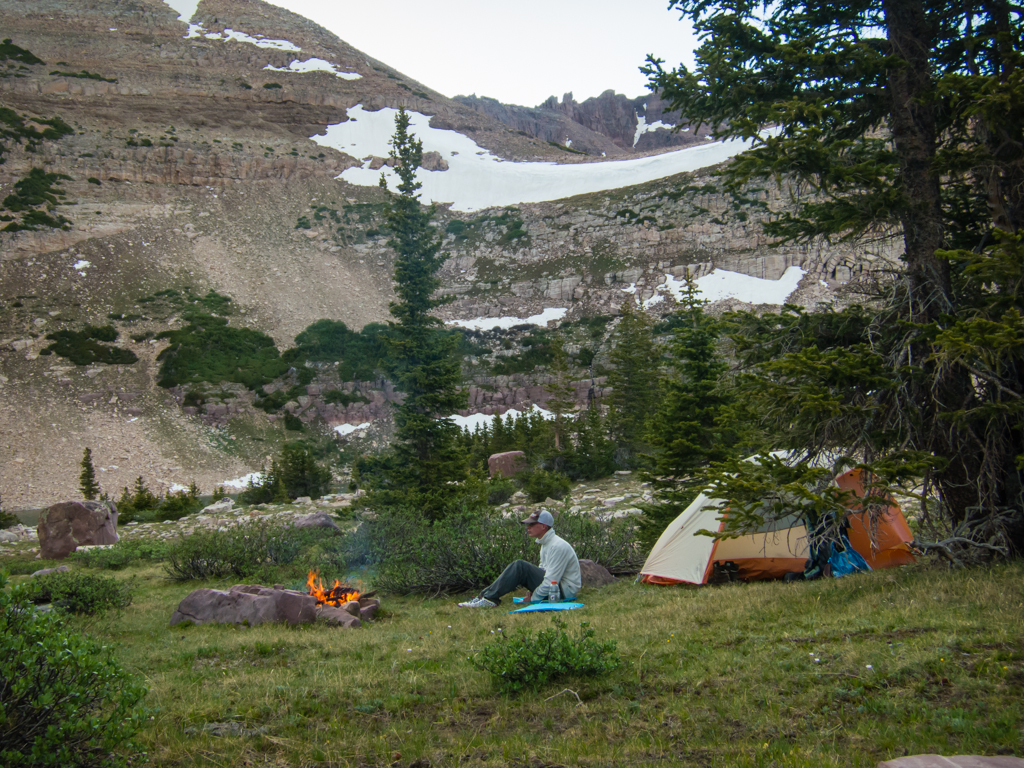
xmin=533 ymin=528 xmax=582 ymax=600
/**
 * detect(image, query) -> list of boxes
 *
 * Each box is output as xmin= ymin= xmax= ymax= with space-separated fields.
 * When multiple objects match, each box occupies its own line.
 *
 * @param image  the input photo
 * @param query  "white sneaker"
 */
xmin=458 ymin=597 xmax=497 ymax=608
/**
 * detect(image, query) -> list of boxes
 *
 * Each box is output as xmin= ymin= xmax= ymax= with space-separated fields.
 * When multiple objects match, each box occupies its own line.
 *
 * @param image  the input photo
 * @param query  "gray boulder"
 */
xmin=292 ymin=512 xmax=340 ymax=531
xmin=579 ymin=559 xmax=616 ymax=589
xmin=201 ymin=498 xmax=234 ymax=515
xmin=37 ymin=500 xmax=118 ymax=560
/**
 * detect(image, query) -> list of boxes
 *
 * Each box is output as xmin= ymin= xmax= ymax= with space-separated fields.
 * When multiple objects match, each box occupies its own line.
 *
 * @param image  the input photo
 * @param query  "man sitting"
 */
xmin=459 ymin=510 xmax=582 ymax=608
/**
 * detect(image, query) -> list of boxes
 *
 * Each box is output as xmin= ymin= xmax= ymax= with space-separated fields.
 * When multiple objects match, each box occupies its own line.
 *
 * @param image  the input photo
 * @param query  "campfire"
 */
xmin=306 ymin=570 xmax=362 ymax=607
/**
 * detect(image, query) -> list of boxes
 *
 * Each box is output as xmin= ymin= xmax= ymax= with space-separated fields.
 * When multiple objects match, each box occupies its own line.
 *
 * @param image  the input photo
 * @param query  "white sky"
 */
xmin=265 ymin=1 xmax=698 ymax=107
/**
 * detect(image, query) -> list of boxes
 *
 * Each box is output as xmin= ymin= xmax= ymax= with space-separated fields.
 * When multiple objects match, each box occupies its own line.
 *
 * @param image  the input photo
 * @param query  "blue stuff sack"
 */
xmin=828 ymin=541 xmax=871 ymax=577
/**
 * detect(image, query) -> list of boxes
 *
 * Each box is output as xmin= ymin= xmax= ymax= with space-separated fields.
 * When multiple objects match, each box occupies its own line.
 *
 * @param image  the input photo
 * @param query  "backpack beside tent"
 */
xmin=640 ymin=468 xmax=916 ymax=585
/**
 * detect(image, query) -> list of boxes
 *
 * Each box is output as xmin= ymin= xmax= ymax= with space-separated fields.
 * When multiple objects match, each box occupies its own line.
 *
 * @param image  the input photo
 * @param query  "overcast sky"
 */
xmin=266 ymin=1 xmax=698 ymax=107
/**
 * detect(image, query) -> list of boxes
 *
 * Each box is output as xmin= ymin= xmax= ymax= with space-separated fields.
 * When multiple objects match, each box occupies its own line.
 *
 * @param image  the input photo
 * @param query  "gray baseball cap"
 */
xmin=521 ymin=510 xmax=554 ymax=526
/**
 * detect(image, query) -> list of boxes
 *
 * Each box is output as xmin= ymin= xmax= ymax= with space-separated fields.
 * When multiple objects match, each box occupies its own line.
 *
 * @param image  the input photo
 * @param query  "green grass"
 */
xmin=2 ymin=556 xmax=1022 ymax=767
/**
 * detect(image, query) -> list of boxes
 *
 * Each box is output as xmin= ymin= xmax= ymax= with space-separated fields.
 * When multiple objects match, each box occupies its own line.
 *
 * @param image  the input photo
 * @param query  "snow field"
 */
xmin=313 ymin=106 xmax=765 ymax=212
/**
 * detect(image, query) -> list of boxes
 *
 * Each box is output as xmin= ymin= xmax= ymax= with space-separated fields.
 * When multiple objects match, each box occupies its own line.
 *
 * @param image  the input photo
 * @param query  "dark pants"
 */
xmin=479 ymin=560 xmax=545 ymax=605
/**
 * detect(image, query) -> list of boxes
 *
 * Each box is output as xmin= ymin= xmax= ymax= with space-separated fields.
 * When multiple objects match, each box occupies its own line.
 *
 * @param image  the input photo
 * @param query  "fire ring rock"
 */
xmin=169 ymin=585 xmax=317 ymax=627
xmin=37 ymin=500 xmax=119 ymax=560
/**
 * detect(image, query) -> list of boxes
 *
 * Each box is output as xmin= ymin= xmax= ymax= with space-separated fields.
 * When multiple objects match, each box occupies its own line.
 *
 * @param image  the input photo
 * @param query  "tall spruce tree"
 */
xmin=646 ymin=0 xmax=1024 ymax=553
xmin=544 ymin=337 xmax=577 ymax=454
xmin=605 ymin=298 xmax=660 ymax=468
xmin=79 ymin=448 xmax=100 ymax=501
xmin=364 ymin=107 xmax=467 ymax=517
xmin=639 ymin=278 xmax=737 ymax=545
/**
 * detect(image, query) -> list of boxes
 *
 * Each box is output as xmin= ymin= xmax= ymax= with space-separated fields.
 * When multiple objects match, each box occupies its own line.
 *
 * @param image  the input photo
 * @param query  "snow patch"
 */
xmin=73 ymin=260 xmax=91 ymax=273
xmin=313 ymin=106 xmax=769 ymax=212
xmin=264 ymin=57 xmax=360 ymax=79
xmin=167 ymin=1 xmax=300 ymax=51
xmin=163 ymin=0 xmax=199 ymax=22
xmin=448 ymin=404 xmax=555 ymax=431
xmin=633 ymin=111 xmax=673 ymax=147
xmin=207 ymin=29 xmax=300 ymax=50
xmin=648 ymin=267 xmax=806 ymax=307
xmin=334 ymin=422 xmax=371 ymax=436
xmin=221 ymin=472 xmax=265 ymax=489
xmin=447 ymin=307 xmax=567 ymax=331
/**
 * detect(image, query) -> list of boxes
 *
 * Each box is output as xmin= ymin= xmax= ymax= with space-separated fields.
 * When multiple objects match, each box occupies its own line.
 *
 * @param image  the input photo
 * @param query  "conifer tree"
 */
xmin=78 ymin=448 xmax=100 ymax=501
xmin=647 ymin=0 xmax=1024 ymax=551
xmin=640 ymin=278 xmax=737 ymax=545
xmin=363 ymin=108 xmax=467 ymax=517
xmin=605 ymin=298 xmax=660 ymax=467
xmin=544 ymin=337 xmax=578 ymax=454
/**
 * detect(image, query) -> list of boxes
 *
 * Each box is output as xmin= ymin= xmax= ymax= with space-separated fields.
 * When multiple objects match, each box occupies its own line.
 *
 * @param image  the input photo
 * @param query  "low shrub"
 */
xmin=72 ymin=539 xmax=170 ymax=570
xmin=473 ymin=618 xmax=620 ymax=694
xmin=362 ymin=506 xmax=647 ymax=595
xmin=362 ymin=506 xmax=533 ymax=595
xmin=26 ymin=570 xmax=133 ymax=615
xmin=0 ymin=572 xmax=147 ymax=768
xmin=163 ymin=518 xmax=344 ymax=581
xmin=42 ymin=325 xmax=138 ymax=366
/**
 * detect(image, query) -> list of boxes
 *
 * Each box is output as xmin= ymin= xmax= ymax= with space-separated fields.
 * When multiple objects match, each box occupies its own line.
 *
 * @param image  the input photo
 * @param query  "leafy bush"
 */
xmin=72 ymin=539 xmax=170 ymax=570
xmin=0 ymin=573 xmax=146 ymax=767
xmin=163 ymin=518 xmax=343 ymax=581
xmin=0 ymin=509 xmax=19 ymax=529
xmin=473 ymin=618 xmax=620 ymax=694
xmin=25 ymin=570 xmax=133 ymax=615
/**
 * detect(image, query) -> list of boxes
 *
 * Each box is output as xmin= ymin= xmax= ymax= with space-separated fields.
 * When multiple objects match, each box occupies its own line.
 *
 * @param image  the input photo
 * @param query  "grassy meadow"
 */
xmin=5 ymin=555 xmax=1023 ymax=768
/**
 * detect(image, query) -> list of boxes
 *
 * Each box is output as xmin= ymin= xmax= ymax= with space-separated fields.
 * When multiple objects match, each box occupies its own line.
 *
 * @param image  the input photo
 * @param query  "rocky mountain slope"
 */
xmin=0 ymin=0 xmax=900 ymax=510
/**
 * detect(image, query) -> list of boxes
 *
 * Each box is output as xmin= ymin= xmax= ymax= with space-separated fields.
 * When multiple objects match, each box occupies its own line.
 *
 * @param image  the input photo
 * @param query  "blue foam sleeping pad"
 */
xmin=510 ymin=597 xmax=585 ymax=613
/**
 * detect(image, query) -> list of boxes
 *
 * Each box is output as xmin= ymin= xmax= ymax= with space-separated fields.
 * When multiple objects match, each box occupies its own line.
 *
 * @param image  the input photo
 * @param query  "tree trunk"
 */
xmin=884 ymin=0 xmax=980 ymax=525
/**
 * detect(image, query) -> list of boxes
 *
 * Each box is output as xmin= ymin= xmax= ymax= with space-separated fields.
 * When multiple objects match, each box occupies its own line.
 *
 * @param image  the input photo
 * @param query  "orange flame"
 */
xmin=306 ymin=570 xmax=361 ymax=606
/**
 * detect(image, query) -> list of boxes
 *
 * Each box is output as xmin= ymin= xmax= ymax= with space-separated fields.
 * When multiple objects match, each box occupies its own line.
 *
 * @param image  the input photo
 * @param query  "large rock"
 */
xmin=292 ymin=512 xmax=341 ymax=531
xmin=488 ymin=451 xmax=527 ymax=478
xmin=37 ymin=500 xmax=119 ymax=560
xmin=169 ymin=585 xmax=317 ymax=627
xmin=579 ymin=559 xmax=616 ymax=589
xmin=201 ymin=498 xmax=234 ymax=515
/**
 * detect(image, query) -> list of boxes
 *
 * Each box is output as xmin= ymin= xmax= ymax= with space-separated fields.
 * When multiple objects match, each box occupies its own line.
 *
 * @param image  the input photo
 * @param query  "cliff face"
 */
xmin=454 ymin=91 xmax=708 ymax=157
xmin=0 ymin=0 xmax=900 ymax=509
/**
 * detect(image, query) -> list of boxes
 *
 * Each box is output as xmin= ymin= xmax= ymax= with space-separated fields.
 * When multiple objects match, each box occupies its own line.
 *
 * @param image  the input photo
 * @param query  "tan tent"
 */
xmin=640 ymin=467 xmax=916 ymax=585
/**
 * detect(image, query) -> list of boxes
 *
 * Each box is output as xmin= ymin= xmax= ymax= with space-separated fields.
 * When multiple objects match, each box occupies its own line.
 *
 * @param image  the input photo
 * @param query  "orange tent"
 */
xmin=640 ymin=467 xmax=915 ymax=585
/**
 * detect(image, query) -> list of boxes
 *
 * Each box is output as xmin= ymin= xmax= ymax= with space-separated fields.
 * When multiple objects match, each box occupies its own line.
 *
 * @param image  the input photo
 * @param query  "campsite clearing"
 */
xmin=3 ymin=555 xmax=1022 ymax=767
